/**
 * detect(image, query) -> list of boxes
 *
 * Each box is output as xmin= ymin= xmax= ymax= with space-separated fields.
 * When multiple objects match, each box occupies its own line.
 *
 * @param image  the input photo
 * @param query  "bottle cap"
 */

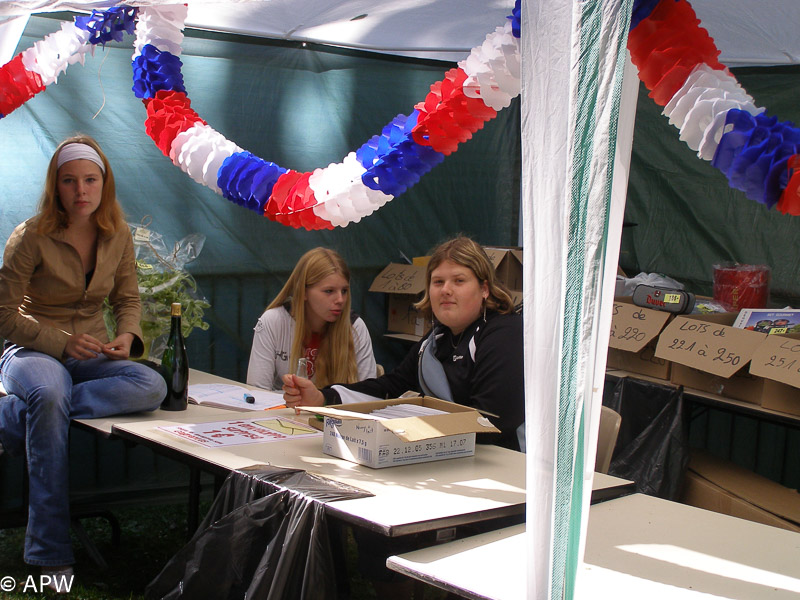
xmin=171 ymin=303 xmax=182 ymax=317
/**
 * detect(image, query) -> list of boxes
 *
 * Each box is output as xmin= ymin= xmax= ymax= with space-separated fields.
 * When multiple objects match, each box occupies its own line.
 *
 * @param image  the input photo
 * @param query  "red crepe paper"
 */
xmin=265 ymin=170 xmax=332 ymax=230
xmin=0 ymin=54 xmax=45 ymax=116
xmin=777 ymin=156 xmax=800 ymax=216
xmin=628 ymin=0 xmax=725 ymax=106
xmin=265 ymin=169 xmax=302 ymax=221
xmin=412 ymin=67 xmax=497 ymax=155
xmin=144 ymin=90 xmax=205 ymax=156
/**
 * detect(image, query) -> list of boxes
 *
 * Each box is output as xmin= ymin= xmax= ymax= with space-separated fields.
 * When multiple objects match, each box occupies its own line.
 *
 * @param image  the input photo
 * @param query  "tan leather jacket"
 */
xmin=0 ymin=217 xmax=144 ymax=359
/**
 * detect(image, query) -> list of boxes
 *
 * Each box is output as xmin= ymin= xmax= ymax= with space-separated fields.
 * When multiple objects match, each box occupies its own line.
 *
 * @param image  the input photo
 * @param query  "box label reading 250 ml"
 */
xmin=655 ymin=316 xmax=766 ymax=378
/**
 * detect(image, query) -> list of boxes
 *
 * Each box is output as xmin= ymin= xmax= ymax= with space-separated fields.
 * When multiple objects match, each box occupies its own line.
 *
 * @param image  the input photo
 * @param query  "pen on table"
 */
xmin=243 ymin=392 xmax=255 ymax=404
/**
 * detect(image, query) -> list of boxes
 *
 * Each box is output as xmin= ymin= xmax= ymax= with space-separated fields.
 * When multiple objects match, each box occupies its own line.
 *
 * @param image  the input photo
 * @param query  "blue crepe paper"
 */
xmin=713 ymin=109 xmax=800 ymax=208
xmin=356 ymin=112 xmax=445 ymax=196
xmin=132 ymin=45 xmax=186 ymax=99
xmin=218 ymin=152 xmax=287 ymax=213
xmin=508 ymin=1 xmax=521 ymax=39
xmin=75 ymin=7 xmax=138 ymax=46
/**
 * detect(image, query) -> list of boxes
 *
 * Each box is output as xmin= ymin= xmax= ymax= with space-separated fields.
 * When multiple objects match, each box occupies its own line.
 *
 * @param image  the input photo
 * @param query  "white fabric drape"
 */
xmin=522 ymin=1 xmax=636 ymax=598
xmin=0 ymin=14 xmax=29 ymax=64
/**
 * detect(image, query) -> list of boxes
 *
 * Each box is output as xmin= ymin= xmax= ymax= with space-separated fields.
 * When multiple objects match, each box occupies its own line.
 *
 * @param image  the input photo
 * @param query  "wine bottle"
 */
xmin=160 ymin=302 xmax=189 ymax=411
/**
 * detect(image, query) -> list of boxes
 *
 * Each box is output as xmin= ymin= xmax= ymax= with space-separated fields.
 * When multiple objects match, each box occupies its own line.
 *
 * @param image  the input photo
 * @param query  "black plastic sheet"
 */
xmin=604 ymin=376 xmax=689 ymax=500
xmin=145 ymin=465 xmax=373 ymax=600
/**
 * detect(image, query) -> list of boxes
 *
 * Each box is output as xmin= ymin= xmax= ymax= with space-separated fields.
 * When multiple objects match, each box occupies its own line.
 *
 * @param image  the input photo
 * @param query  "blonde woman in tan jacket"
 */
xmin=0 ymin=135 xmax=165 ymax=584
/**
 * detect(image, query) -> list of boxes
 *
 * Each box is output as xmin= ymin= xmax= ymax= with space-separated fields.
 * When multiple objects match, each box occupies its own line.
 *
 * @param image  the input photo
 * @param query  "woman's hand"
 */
xmin=63 ymin=333 xmax=105 ymax=360
xmin=102 ymin=333 xmax=135 ymax=360
xmin=282 ymin=373 xmax=325 ymax=410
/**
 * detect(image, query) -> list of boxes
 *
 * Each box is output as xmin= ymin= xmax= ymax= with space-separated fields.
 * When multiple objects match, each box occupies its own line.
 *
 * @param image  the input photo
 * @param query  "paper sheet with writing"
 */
xmin=158 ymin=417 xmax=321 ymax=448
xmin=188 ymin=383 xmax=285 ymax=411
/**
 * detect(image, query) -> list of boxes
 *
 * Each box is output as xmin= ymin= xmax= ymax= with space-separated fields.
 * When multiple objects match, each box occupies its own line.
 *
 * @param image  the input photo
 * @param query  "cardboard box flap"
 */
xmin=689 ymin=450 xmax=800 ymax=526
xmin=483 ymin=247 xmax=522 ymax=267
xmin=383 ymin=412 xmax=499 ymax=443
xmin=305 ymin=396 xmax=471 ymax=418
xmin=304 ymin=396 xmax=499 ymax=443
xmin=608 ymin=297 xmax=671 ymax=353
xmin=369 ymin=263 xmax=426 ymax=295
xmin=655 ymin=313 xmax=767 ymax=378
xmin=749 ymin=333 xmax=800 ymax=390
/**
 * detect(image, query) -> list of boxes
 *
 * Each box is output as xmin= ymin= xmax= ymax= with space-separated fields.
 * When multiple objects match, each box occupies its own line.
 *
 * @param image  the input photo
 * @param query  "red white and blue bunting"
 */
xmin=1 ymin=0 xmax=799 ymax=228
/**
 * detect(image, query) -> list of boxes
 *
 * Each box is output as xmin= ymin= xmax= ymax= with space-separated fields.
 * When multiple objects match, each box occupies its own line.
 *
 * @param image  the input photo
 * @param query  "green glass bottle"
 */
xmin=160 ymin=302 xmax=189 ymax=411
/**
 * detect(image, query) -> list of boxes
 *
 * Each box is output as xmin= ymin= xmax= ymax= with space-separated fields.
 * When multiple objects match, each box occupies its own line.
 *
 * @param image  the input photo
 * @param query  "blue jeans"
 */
xmin=0 ymin=345 xmax=166 ymax=567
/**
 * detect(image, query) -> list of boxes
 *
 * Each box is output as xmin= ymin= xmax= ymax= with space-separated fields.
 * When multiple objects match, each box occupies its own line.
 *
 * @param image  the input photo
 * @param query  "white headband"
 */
xmin=56 ymin=143 xmax=106 ymax=174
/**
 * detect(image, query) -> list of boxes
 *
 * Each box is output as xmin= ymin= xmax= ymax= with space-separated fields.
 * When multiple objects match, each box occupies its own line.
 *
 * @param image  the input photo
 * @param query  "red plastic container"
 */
xmin=712 ymin=263 xmax=771 ymax=311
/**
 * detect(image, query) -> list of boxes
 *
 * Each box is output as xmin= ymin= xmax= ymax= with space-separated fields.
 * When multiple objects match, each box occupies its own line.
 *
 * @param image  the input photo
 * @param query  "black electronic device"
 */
xmin=631 ymin=284 xmax=695 ymax=314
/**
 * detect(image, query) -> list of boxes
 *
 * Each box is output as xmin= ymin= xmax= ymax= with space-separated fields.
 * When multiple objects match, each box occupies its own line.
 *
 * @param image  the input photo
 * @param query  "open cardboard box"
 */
xmin=655 ymin=312 xmax=800 ymax=412
xmin=681 ymin=450 xmax=800 ymax=533
xmin=369 ymin=263 xmax=427 ymax=337
xmin=747 ymin=332 xmax=800 ymax=415
xmin=606 ymin=297 xmax=672 ymax=379
xmin=655 ymin=312 xmax=768 ymax=402
xmin=483 ymin=246 xmax=523 ymax=292
xmin=304 ymin=396 xmax=500 ymax=468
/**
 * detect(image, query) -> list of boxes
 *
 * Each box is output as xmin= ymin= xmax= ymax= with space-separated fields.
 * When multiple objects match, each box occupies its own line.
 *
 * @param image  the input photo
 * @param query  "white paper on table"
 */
xmin=158 ymin=416 xmax=321 ymax=448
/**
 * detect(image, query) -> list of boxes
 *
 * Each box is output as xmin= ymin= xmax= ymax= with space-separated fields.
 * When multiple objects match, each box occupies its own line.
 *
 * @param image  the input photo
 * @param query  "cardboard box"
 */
xmin=680 ymin=450 xmax=800 ymax=533
xmin=657 ymin=313 xmax=800 ymax=411
xmin=606 ymin=297 xmax=672 ymax=379
xmin=483 ymin=246 xmax=523 ymax=291
xmin=747 ymin=333 xmax=800 ymax=415
xmin=369 ymin=263 xmax=427 ymax=336
xmin=305 ymin=397 xmax=500 ymax=469
xmin=412 ymin=255 xmax=430 ymax=267
xmin=655 ymin=312 xmax=768 ymax=400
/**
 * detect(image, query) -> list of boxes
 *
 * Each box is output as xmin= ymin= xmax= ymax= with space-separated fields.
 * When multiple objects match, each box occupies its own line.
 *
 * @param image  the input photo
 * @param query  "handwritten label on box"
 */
xmin=655 ymin=316 xmax=766 ymax=378
xmin=608 ymin=301 xmax=670 ymax=353
xmin=368 ymin=263 xmax=426 ymax=294
xmin=749 ymin=335 xmax=800 ymax=390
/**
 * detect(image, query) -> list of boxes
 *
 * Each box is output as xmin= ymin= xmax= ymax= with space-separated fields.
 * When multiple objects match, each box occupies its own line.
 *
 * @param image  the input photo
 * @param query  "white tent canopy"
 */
xmin=2 ymin=2 xmax=799 ymax=599
xmin=1 ymin=0 xmax=800 ymax=65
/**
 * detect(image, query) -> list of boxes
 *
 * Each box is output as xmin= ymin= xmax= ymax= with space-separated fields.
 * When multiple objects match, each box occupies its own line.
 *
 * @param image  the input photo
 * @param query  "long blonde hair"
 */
xmin=267 ymin=247 xmax=358 ymax=387
xmin=415 ymin=236 xmax=515 ymax=319
xmin=35 ymin=135 xmax=125 ymax=236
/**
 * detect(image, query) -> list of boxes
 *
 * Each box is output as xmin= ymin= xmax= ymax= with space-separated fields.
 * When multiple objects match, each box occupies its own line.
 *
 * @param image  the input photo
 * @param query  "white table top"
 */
xmin=387 ymin=493 xmax=800 ymax=599
xmin=111 ymin=407 xmax=526 ymax=535
xmin=76 ymin=368 xmax=629 ymax=536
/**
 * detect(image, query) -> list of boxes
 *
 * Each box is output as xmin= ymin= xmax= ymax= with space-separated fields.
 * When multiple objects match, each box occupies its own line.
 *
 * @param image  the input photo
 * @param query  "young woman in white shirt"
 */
xmin=246 ymin=247 xmax=376 ymax=390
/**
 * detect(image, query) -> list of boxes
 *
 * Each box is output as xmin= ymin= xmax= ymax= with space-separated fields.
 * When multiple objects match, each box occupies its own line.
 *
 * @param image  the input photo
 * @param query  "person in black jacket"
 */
xmin=283 ymin=235 xmax=525 ymax=451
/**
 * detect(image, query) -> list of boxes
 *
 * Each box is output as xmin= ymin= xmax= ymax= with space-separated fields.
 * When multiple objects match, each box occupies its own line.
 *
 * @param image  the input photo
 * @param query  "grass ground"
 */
xmin=0 ymin=502 xmax=450 ymax=599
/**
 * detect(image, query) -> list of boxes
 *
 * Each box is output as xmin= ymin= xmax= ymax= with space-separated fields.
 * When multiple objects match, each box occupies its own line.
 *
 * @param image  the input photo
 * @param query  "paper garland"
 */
xmin=1 ymin=0 xmax=798 ymax=225
xmin=128 ymin=5 xmax=520 ymax=229
xmin=630 ymin=0 xmax=800 ymax=215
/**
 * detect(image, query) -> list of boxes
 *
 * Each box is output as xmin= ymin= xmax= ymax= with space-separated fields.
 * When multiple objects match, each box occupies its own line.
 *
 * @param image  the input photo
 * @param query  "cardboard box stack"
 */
xmin=369 ymin=263 xmax=427 ymax=337
xmin=654 ymin=312 xmax=800 ymax=414
xmin=605 ymin=297 xmax=800 ymax=416
xmin=484 ymin=246 xmax=523 ymax=306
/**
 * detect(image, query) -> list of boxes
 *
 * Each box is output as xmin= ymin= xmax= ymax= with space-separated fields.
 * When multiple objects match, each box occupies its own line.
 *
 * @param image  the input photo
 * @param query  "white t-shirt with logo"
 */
xmin=246 ymin=306 xmax=376 ymax=391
